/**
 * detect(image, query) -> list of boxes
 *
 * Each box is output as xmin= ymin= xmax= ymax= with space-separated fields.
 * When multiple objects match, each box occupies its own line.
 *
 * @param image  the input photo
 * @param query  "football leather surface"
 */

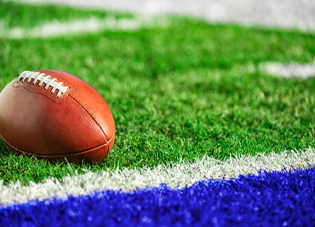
xmin=0 ymin=70 xmax=115 ymax=165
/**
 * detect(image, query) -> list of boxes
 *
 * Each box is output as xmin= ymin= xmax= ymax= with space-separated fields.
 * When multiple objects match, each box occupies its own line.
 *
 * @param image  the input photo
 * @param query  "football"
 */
xmin=0 ymin=70 xmax=115 ymax=165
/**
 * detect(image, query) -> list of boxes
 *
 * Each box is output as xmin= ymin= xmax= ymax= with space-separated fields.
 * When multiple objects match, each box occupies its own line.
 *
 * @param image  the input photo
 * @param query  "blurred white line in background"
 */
xmin=0 ymin=16 xmax=168 ymax=38
xmin=260 ymin=63 xmax=315 ymax=79
xmin=15 ymin=0 xmax=315 ymax=31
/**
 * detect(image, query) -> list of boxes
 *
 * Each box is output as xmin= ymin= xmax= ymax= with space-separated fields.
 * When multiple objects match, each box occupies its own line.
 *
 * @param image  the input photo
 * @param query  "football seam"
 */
xmin=66 ymin=93 xmax=110 ymax=143
xmin=12 ymin=79 xmax=66 ymax=104
xmin=1 ymin=134 xmax=115 ymax=158
xmin=35 ymin=69 xmax=77 ymax=94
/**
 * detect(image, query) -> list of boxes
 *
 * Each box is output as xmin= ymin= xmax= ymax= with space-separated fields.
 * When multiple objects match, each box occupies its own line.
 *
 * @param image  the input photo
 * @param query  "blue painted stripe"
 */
xmin=1 ymin=166 xmax=315 ymax=226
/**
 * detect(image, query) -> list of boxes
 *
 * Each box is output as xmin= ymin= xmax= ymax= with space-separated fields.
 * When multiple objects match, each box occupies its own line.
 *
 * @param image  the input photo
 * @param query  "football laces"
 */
xmin=18 ymin=71 xmax=68 ymax=98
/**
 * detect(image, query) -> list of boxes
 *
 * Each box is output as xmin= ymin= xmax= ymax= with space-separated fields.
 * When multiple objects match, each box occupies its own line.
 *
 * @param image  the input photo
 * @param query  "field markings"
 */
xmin=0 ymin=15 xmax=168 ymax=39
xmin=1 ymin=147 xmax=314 ymax=205
xmin=16 ymin=0 xmax=315 ymax=31
xmin=260 ymin=63 xmax=315 ymax=79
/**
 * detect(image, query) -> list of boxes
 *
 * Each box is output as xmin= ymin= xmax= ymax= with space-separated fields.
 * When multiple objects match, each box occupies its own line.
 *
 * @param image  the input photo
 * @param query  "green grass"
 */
xmin=0 ymin=1 xmax=134 ymax=29
xmin=0 ymin=1 xmax=314 ymax=185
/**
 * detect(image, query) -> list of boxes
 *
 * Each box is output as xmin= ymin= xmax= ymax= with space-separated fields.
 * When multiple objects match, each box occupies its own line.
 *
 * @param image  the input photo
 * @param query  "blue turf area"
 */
xmin=1 ymin=167 xmax=315 ymax=227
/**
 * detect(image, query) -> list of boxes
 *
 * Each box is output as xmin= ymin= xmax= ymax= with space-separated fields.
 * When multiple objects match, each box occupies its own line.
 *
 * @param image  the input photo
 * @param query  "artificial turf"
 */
xmin=2 ymin=167 xmax=315 ymax=226
xmin=0 ymin=1 xmax=314 ymax=185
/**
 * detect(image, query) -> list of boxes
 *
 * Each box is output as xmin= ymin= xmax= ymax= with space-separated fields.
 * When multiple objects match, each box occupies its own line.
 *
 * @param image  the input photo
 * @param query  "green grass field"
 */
xmin=0 ymin=1 xmax=314 ymax=186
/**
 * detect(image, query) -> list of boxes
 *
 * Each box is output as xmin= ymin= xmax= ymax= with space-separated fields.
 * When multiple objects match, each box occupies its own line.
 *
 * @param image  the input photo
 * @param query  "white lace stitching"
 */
xmin=18 ymin=71 xmax=68 ymax=98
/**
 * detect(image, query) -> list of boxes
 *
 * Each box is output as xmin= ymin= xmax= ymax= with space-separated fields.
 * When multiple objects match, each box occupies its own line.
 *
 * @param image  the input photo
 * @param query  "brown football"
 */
xmin=0 ymin=70 xmax=115 ymax=165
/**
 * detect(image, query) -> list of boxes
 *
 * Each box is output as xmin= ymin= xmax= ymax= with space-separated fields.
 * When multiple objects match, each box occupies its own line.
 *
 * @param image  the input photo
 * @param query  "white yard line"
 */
xmin=1 ymin=147 xmax=314 ymax=205
xmin=260 ymin=63 xmax=315 ymax=79
xmin=16 ymin=0 xmax=315 ymax=31
xmin=0 ymin=16 xmax=168 ymax=39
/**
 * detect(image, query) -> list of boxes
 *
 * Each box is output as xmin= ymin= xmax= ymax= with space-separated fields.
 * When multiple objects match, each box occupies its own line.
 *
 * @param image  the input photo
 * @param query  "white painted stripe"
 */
xmin=260 ymin=63 xmax=315 ymax=79
xmin=0 ymin=16 xmax=169 ymax=38
xmin=1 ymin=147 xmax=314 ymax=205
xmin=16 ymin=0 xmax=315 ymax=31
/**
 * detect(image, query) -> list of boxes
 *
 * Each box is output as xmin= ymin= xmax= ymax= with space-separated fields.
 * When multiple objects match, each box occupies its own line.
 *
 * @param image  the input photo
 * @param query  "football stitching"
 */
xmin=13 ymin=70 xmax=78 ymax=103
xmin=12 ymin=79 xmax=66 ymax=104
xmin=39 ymin=69 xmax=77 ymax=94
xmin=18 ymin=71 xmax=68 ymax=98
xmin=66 ymin=94 xmax=109 ymax=144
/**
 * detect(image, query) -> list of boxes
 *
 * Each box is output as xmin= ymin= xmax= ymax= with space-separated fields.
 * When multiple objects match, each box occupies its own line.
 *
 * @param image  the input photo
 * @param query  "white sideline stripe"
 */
xmin=1 ymin=147 xmax=314 ymax=205
xmin=260 ymin=63 xmax=315 ymax=79
xmin=0 ymin=16 xmax=168 ymax=39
